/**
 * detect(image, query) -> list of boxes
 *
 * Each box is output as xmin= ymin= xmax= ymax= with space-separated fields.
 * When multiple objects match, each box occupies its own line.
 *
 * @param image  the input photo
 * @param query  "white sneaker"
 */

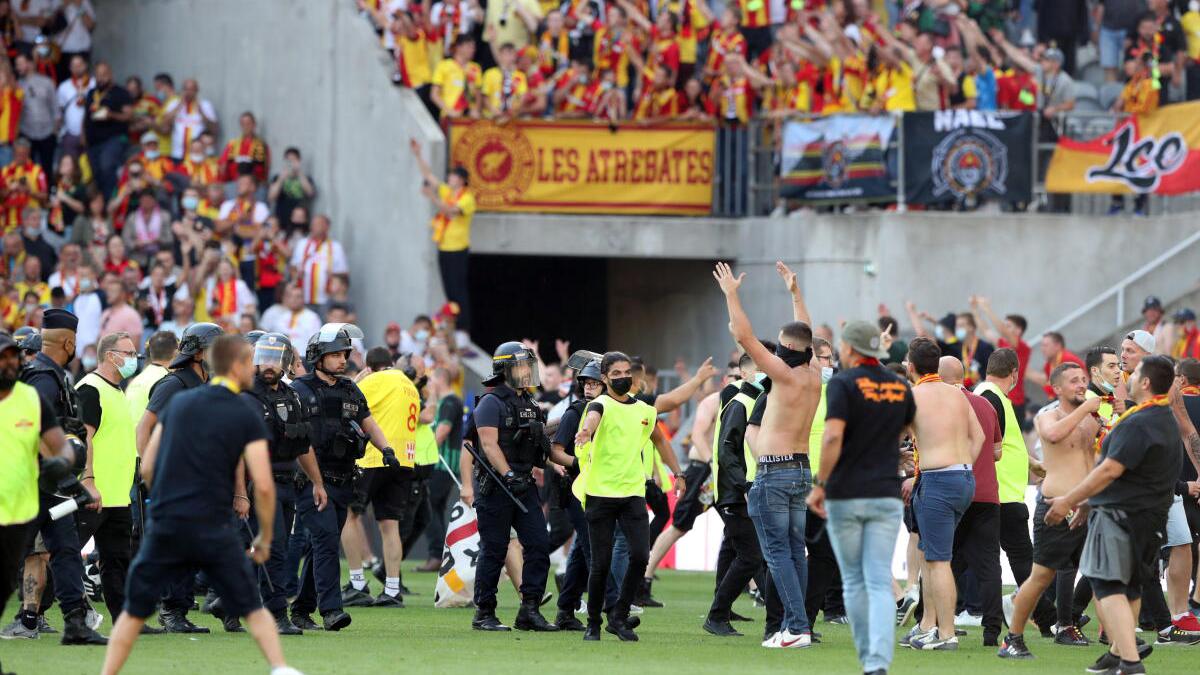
xmin=954 ymin=611 xmax=982 ymax=627
xmin=629 ymin=605 xmax=644 ymax=615
xmin=270 ymin=667 xmax=306 ymax=675
xmin=575 ymin=600 xmax=586 ymax=614
xmin=762 ymin=632 xmax=780 ymax=648
xmin=1002 ymin=592 xmax=1015 ymax=628
xmin=775 ymin=630 xmax=812 ymax=649
xmin=86 ymin=609 xmax=104 ymax=630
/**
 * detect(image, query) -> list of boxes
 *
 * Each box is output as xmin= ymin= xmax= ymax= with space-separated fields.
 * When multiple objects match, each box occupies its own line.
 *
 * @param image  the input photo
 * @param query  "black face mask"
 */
xmin=414 ymin=375 xmax=429 ymax=391
xmin=759 ymin=376 xmax=773 ymax=395
xmin=0 ymin=373 xmax=16 ymax=391
xmin=775 ymin=344 xmax=813 ymax=368
xmin=609 ymin=377 xmax=633 ymax=396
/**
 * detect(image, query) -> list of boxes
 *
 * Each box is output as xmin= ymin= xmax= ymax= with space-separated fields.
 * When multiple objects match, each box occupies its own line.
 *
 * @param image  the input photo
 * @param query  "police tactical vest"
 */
xmin=20 ymin=357 xmax=84 ymax=439
xmin=249 ymin=378 xmax=310 ymax=465
xmin=293 ymin=374 xmax=365 ymax=464
xmin=477 ymin=386 xmax=544 ymax=472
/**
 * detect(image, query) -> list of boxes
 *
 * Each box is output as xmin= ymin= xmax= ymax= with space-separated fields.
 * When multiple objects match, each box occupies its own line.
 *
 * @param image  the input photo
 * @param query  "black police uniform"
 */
xmin=124 ymin=384 xmax=269 ymax=622
xmin=19 ymin=352 xmax=93 ymax=630
xmin=470 ymin=383 xmax=552 ymax=625
xmin=289 ymin=372 xmax=370 ymax=624
xmin=554 ymin=395 xmax=591 ymax=624
xmin=241 ymin=376 xmax=309 ymax=621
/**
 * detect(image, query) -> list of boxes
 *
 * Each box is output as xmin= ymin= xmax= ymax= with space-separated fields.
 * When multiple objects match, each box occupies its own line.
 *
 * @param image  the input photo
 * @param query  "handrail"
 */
xmin=1037 ymin=227 xmax=1200 ymax=338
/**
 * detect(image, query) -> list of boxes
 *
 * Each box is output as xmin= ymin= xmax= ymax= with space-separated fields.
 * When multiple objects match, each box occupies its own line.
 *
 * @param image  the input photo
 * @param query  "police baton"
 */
xmin=242 ymin=519 xmax=275 ymax=594
xmin=463 ymin=441 xmax=528 ymax=514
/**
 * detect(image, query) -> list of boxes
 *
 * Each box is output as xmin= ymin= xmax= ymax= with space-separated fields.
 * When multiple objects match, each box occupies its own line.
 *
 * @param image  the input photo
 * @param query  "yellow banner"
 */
xmin=448 ymin=120 xmax=715 ymax=215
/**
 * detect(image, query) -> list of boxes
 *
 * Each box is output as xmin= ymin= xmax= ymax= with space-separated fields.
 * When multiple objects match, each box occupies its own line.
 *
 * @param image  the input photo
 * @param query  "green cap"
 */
xmin=841 ymin=320 xmax=889 ymax=360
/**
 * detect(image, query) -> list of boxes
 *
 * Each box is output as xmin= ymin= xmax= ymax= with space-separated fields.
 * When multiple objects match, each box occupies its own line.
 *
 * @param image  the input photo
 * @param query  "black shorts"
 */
xmin=671 ymin=461 xmax=712 ymax=532
xmin=353 ymin=467 xmax=410 ymax=521
xmin=1032 ymin=498 xmax=1087 ymax=570
xmin=125 ymin=520 xmax=261 ymax=619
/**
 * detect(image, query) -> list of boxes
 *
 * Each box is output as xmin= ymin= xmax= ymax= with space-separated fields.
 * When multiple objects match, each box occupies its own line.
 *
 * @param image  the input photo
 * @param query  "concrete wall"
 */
xmin=94 ymin=0 xmax=445 ymax=343
xmin=475 ymin=210 xmax=1199 ymax=370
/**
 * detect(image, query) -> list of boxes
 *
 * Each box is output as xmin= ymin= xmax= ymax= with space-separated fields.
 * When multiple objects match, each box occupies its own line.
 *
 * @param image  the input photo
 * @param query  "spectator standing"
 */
xmin=1094 ymin=0 xmax=1149 ymax=82
xmin=11 ymin=0 xmax=52 ymax=54
xmin=158 ymin=78 xmax=217 ymax=162
xmin=176 ymin=138 xmax=219 ymax=187
xmin=56 ymin=0 xmax=97 ymax=78
xmin=204 ymin=256 xmax=255 ymax=327
xmin=82 ymin=62 xmax=132 ymax=201
xmin=259 ymin=283 xmax=321 ymax=348
xmin=72 ymin=265 xmax=101 ymax=355
xmin=0 ymin=63 xmax=23 ymax=169
xmin=55 ymin=54 xmax=92 ymax=160
xmin=1108 ymin=52 xmax=1159 ymax=216
xmin=410 ymin=138 xmax=474 ymax=332
xmin=973 ymin=298 xmax=1031 ymax=424
xmin=267 ymin=147 xmax=315 ymax=224
xmin=218 ymin=111 xmax=270 ymax=184
xmin=1 ymin=138 xmax=47 ymax=233
xmin=1029 ymin=331 xmax=1084 ymax=400
xmin=122 ymin=191 xmax=171 ymax=268
xmin=14 ymin=53 xmax=57 ymax=178
xmin=47 ymin=241 xmax=83 ymax=299
xmin=124 ymin=76 xmax=161 ymax=147
xmin=1034 ymin=0 xmax=1088 ymax=76
xmin=99 ymin=272 xmax=143 ymax=346
xmin=136 ymin=262 xmax=175 ymax=332
xmin=431 ymin=34 xmax=482 ymax=119
xmin=48 ymin=154 xmax=87 ymax=237
xmin=288 ymin=213 xmax=346 ymax=308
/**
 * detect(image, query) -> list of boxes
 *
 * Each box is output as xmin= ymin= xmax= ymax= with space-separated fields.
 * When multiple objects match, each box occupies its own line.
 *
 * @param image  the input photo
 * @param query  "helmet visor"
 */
xmin=500 ymin=352 xmax=540 ymax=389
xmin=253 ymin=340 xmax=289 ymax=371
xmin=316 ymin=323 xmax=364 ymax=343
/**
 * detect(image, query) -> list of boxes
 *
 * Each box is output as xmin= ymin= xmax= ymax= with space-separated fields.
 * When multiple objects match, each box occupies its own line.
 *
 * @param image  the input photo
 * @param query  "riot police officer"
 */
xmin=18 ymin=308 xmax=107 ymax=645
xmin=240 ymin=333 xmax=327 ymax=635
xmin=13 ymin=326 xmax=41 ymax=365
xmin=468 ymin=341 xmax=557 ymax=633
xmin=289 ymin=324 xmax=399 ymax=632
xmin=134 ymin=321 xmax=223 ymax=634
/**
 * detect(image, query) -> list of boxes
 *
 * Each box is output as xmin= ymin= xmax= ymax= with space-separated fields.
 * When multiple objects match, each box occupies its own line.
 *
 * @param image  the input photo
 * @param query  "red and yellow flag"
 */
xmin=1046 ymin=101 xmax=1200 ymax=195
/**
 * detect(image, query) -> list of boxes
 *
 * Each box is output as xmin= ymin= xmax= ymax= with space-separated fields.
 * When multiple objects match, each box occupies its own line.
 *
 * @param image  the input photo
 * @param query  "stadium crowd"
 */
xmin=358 ymin=0 xmax=1200 ymax=124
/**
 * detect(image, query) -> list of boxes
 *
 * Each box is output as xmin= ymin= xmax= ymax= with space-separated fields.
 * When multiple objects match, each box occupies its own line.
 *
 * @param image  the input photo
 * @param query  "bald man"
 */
xmin=939 ymin=356 xmax=1005 ymax=646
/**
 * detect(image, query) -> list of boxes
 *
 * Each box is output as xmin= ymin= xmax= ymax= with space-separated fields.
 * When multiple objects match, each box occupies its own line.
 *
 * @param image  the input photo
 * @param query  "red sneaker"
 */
xmin=1173 ymin=614 xmax=1200 ymax=633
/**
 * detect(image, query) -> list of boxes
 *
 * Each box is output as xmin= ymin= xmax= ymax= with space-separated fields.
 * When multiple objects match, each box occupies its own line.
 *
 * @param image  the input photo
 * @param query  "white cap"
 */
xmin=1125 ymin=329 xmax=1155 ymax=354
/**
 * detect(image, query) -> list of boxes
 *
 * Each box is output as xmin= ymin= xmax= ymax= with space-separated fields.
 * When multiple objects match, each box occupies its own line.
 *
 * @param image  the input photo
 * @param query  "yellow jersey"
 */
xmin=357 ymin=370 xmax=420 ymax=469
xmin=431 ymin=184 xmax=475 ymax=252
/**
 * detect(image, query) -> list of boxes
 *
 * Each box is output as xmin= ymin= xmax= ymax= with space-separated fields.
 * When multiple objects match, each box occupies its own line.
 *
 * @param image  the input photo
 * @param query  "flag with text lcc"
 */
xmin=902 ymin=110 xmax=1034 ymax=205
xmin=1046 ymin=101 xmax=1200 ymax=195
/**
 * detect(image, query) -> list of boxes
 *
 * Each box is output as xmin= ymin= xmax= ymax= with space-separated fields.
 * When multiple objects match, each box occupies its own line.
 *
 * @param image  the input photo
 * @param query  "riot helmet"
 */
xmin=245 ymin=330 xmax=266 ymax=346
xmin=254 ymin=333 xmax=294 ymax=383
xmin=484 ymin=341 xmax=539 ymax=389
xmin=170 ymin=322 xmax=222 ymax=369
xmin=13 ymin=326 xmax=41 ymax=359
xmin=305 ymin=323 xmax=363 ymax=375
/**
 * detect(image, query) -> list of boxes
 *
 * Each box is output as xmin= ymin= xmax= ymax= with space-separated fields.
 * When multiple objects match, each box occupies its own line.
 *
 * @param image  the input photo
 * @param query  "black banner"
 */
xmin=902 ymin=111 xmax=1033 ymax=206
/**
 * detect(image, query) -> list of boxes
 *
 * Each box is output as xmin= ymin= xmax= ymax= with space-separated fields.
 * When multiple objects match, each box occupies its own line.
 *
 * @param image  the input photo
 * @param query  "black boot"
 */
xmin=289 ymin=611 xmax=321 ymax=631
xmin=638 ymin=578 xmax=663 ymax=608
xmin=605 ymin=610 xmax=639 ymax=642
xmin=583 ymin=620 xmax=602 ymax=641
xmin=61 ymin=607 xmax=107 ymax=645
xmin=158 ymin=608 xmax=209 ymax=634
xmin=514 ymin=599 xmax=559 ymax=632
xmin=555 ymin=610 xmax=585 ymax=631
xmin=321 ymin=609 xmax=352 ymax=631
xmin=472 ymin=609 xmax=511 ymax=631
xmin=222 ymin=614 xmax=244 ymax=633
xmin=200 ymin=590 xmax=219 ymax=614
xmin=274 ymin=612 xmax=303 ymax=636
xmin=703 ymin=617 xmax=743 ymax=637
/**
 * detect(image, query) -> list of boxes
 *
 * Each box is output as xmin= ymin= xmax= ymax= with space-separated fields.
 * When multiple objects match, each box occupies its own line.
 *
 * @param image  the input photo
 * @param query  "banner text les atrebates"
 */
xmin=449 ymin=120 xmax=715 ymax=215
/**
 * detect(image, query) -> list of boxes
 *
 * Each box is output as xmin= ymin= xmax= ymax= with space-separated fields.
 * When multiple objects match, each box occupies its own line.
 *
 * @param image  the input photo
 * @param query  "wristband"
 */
xmin=813 ymin=477 xmax=826 ymax=488
xmin=234 ymin=495 xmax=250 ymax=502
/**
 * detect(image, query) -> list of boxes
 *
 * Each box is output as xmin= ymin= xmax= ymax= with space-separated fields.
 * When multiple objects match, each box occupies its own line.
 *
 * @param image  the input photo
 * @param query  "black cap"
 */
xmin=1174 ymin=308 xmax=1196 ymax=322
xmin=42 ymin=308 xmax=79 ymax=332
xmin=1143 ymin=295 xmax=1163 ymax=312
xmin=0 ymin=332 xmax=17 ymax=356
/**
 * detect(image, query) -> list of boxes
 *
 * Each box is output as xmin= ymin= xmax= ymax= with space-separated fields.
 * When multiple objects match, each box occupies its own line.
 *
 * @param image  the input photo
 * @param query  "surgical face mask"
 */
xmin=821 ymin=366 xmax=834 ymax=384
xmin=775 ymin=343 xmax=813 ymax=368
xmin=144 ymin=149 xmax=160 ymax=160
xmin=82 ymin=354 xmax=98 ymax=371
xmin=955 ymin=327 xmax=969 ymax=341
xmin=79 ymin=279 xmax=95 ymax=293
xmin=934 ymin=325 xmax=947 ymax=341
xmin=35 ymin=45 xmax=50 ymax=58
xmin=189 ymin=153 xmax=205 ymax=163
xmin=1098 ymin=379 xmax=1115 ymax=394
xmin=205 ymin=146 xmax=217 ymax=157
xmin=117 ymin=355 xmax=137 ymax=379
xmin=181 ymin=195 xmax=199 ymax=211
xmin=24 ymin=227 xmax=39 ymax=239
xmin=608 ymin=376 xmax=633 ymax=396
xmin=414 ymin=329 xmax=430 ymax=342
xmin=1191 ymin=0 xmax=1199 ymax=12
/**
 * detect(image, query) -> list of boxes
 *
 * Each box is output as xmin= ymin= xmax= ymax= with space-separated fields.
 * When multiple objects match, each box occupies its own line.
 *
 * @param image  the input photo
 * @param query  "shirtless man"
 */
xmin=998 ymin=362 xmax=1100 ymax=659
xmin=906 ymin=337 xmax=983 ymax=651
xmin=714 ymin=261 xmax=821 ymax=648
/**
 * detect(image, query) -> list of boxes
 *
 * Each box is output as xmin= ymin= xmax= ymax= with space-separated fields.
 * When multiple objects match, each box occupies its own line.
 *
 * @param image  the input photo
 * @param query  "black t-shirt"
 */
xmin=824 ymin=364 xmax=915 ymax=500
xmin=145 ymin=367 xmax=204 ymax=415
xmin=1090 ymin=405 xmax=1183 ymax=513
xmin=554 ymin=402 xmax=584 ymax=455
xmin=979 ymin=389 xmax=1007 ymax=437
xmin=437 ymin=393 xmax=464 ymax=450
xmin=83 ymin=84 xmax=133 ymax=145
xmin=77 ymin=373 xmax=122 ymax=428
xmin=747 ymin=392 xmax=767 ymax=427
xmin=635 ymin=392 xmax=658 ymax=407
xmin=148 ymin=385 xmax=268 ymax=523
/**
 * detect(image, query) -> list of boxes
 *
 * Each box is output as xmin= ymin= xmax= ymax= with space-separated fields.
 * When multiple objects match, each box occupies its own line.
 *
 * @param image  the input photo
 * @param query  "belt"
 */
xmin=921 ymin=463 xmax=971 ymax=474
xmin=687 ymin=460 xmax=708 ymax=471
xmin=756 ymin=453 xmax=809 ymax=470
xmin=320 ymin=471 xmax=354 ymax=486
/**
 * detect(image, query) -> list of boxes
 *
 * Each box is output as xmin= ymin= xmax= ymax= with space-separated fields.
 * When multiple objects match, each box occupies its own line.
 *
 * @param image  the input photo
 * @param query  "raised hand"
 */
xmin=712 ymin=262 xmax=744 ymax=295
xmin=776 ymin=260 xmax=798 ymax=294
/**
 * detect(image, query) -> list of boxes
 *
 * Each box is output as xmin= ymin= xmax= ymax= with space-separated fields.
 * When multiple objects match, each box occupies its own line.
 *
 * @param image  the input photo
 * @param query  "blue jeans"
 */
xmin=1100 ymin=26 xmax=1126 ymax=69
xmin=747 ymin=464 xmax=811 ymax=634
xmin=606 ymin=527 xmax=629 ymax=610
xmin=825 ymin=497 xmax=903 ymax=673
